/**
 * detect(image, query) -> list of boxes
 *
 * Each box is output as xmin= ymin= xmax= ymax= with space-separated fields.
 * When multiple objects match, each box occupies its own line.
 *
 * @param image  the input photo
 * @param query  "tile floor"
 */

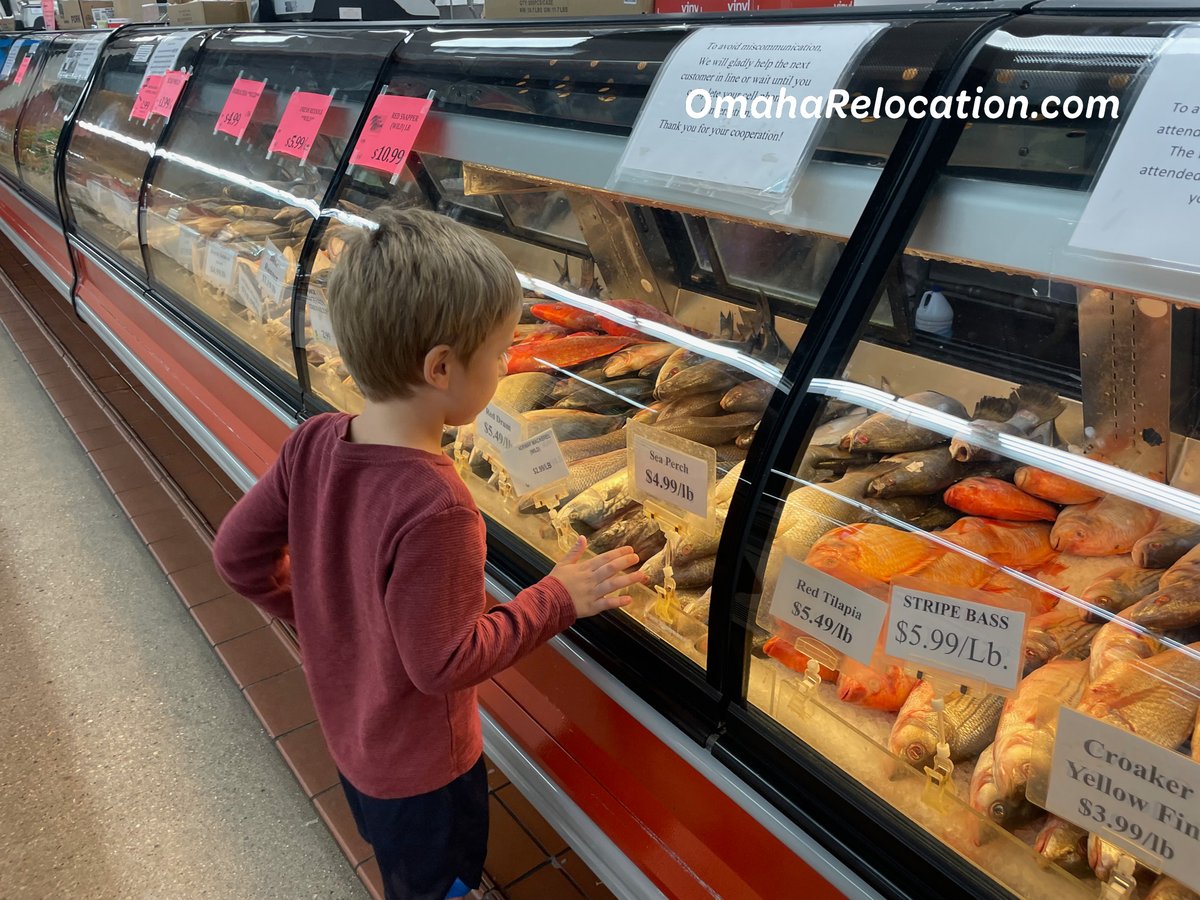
xmin=0 ymin=236 xmax=618 ymax=900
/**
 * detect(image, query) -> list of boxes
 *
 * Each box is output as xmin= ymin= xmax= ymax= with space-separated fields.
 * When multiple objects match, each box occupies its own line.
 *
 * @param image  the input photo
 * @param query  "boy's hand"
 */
xmin=550 ymin=536 xmax=645 ymax=619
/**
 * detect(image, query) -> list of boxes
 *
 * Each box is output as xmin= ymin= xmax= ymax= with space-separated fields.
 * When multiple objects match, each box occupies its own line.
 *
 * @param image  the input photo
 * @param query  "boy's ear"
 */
xmin=423 ymin=344 xmax=454 ymax=390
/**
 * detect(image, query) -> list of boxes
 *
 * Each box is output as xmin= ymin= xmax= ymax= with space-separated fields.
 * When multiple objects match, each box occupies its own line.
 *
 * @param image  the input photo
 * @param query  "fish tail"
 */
xmin=1014 ymin=383 xmax=1066 ymax=425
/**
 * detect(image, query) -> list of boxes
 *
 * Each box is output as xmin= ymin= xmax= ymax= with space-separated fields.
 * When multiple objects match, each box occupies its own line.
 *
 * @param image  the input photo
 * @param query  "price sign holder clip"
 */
xmin=920 ymin=692 xmax=956 ymax=809
xmin=1099 ymin=856 xmax=1140 ymax=900
xmin=647 ymin=511 xmax=685 ymax=624
xmin=783 ymin=658 xmax=824 ymax=721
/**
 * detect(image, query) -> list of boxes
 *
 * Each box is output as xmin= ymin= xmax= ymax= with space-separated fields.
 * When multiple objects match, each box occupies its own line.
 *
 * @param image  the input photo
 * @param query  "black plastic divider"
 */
xmin=292 ymin=29 xmax=418 ymax=416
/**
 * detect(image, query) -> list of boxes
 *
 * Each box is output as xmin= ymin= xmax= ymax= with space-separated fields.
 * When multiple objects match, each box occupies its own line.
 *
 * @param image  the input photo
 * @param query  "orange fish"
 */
xmin=762 ymin=635 xmax=838 ymax=682
xmin=944 ymin=477 xmax=1059 ymax=522
xmin=1051 ymin=495 xmax=1159 ymax=556
xmin=506 ymin=334 xmax=640 ymax=374
xmin=981 ymin=570 xmax=1059 ymax=616
xmin=601 ymin=298 xmax=701 ymax=337
xmin=836 ymin=659 xmax=919 ymax=711
xmin=1014 ymin=466 xmax=1104 ymax=505
xmin=529 ymin=302 xmax=607 ymax=332
xmin=939 ymin=518 xmax=1055 ymax=568
xmin=512 ymin=323 xmax=568 ymax=344
xmin=806 ymin=523 xmax=941 ymax=583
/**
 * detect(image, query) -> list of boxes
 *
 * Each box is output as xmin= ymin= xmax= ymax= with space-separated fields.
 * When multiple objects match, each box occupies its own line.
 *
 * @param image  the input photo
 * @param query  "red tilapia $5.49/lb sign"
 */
xmin=349 ymin=95 xmax=432 ymax=177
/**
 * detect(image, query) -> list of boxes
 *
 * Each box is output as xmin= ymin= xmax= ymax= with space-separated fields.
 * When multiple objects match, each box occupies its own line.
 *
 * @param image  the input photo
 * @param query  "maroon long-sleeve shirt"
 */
xmin=212 ymin=413 xmax=575 ymax=798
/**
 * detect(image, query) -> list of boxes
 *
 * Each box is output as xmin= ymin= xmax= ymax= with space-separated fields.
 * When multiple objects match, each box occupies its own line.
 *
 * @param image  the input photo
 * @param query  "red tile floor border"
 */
xmin=0 ymin=241 xmax=618 ymax=900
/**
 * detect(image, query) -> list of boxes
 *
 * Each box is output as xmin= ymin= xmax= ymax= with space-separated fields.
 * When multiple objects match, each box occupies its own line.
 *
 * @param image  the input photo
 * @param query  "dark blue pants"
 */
xmin=339 ymin=756 xmax=489 ymax=900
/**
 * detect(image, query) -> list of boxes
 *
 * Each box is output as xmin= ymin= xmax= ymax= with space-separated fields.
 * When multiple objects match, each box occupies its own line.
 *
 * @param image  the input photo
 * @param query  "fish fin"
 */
xmin=973 ymin=395 xmax=1018 ymax=422
xmin=719 ymin=311 xmax=735 ymax=340
xmin=1014 ymin=383 xmax=1067 ymax=426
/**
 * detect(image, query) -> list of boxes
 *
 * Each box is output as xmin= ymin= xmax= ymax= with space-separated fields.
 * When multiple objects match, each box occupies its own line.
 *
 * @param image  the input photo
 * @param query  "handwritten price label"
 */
xmin=41 ymin=0 xmax=54 ymax=31
xmin=349 ymin=94 xmax=431 ymax=177
xmin=152 ymin=69 xmax=189 ymax=120
xmin=268 ymin=90 xmax=332 ymax=164
xmin=308 ymin=296 xmax=336 ymax=348
xmin=234 ymin=265 xmax=263 ymax=319
xmin=215 ymin=77 xmax=265 ymax=141
xmin=1046 ymin=708 xmax=1200 ymax=889
xmin=475 ymin=402 xmax=522 ymax=457
xmin=131 ymin=74 xmax=162 ymax=121
xmin=770 ymin=559 xmax=888 ymax=667
xmin=203 ymin=242 xmax=237 ymax=290
xmin=505 ymin=429 xmax=569 ymax=499
xmin=257 ymin=243 xmax=289 ymax=306
xmin=13 ymin=56 xmax=30 ymax=86
xmin=886 ymin=579 xmax=1028 ymax=692
xmin=630 ymin=430 xmax=710 ymax=521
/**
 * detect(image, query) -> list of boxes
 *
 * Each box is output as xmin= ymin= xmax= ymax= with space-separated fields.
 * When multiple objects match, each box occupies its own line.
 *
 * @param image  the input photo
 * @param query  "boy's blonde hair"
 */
xmin=326 ymin=207 xmax=521 ymax=401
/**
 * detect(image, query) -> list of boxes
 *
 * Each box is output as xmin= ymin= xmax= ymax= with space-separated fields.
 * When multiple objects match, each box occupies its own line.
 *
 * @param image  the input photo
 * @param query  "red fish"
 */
xmin=836 ymin=659 xmax=918 ymax=711
xmin=600 ymin=299 xmax=704 ymax=337
xmin=513 ymin=323 xmax=568 ymax=344
xmin=529 ymin=303 xmax=606 ymax=332
xmin=506 ymin=334 xmax=639 ymax=374
xmin=944 ymin=477 xmax=1059 ymax=522
xmin=763 ymin=635 xmax=838 ymax=682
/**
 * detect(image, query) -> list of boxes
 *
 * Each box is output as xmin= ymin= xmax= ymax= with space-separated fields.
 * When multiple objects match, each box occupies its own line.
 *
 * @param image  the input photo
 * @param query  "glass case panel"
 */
xmin=142 ymin=27 xmax=405 ymax=391
xmin=743 ymin=15 xmax=1200 ymax=899
xmin=0 ymin=35 xmax=49 ymax=181
xmin=17 ymin=31 xmax=107 ymax=205
xmin=302 ymin=14 xmax=973 ymax=671
xmin=64 ymin=30 xmax=203 ymax=277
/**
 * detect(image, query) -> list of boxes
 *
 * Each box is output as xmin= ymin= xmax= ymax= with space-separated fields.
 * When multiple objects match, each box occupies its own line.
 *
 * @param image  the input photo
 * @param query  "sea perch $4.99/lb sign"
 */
xmin=1047 ymin=708 xmax=1200 ymax=890
xmin=629 ymin=429 xmax=711 ymax=522
xmin=769 ymin=559 xmax=888 ymax=666
xmin=349 ymin=94 xmax=431 ymax=177
xmin=885 ymin=579 xmax=1027 ymax=692
xmin=269 ymin=91 xmax=333 ymax=164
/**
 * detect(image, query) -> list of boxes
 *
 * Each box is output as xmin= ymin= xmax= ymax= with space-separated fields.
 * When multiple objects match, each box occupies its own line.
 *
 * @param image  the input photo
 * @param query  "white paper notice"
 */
xmin=58 ymin=33 xmax=106 ymax=85
xmin=1047 ymin=708 xmax=1200 ymax=890
xmin=769 ymin=559 xmax=888 ymax=666
xmin=475 ymin=403 xmax=522 ymax=457
xmin=132 ymin=43 xmax=154 ymax=65
xmin=204 ymin=243 xmax=237 ymax=290
xmin=630 ymin=432 xmax=710 ymax=521
xmin=1071 ymin=26 xmax=1200 ymax=270
xmin=614 ymin=23 xmax=886 ymax=193
xmin=505 ymin=429 xmax=569 ymax=499
xmin=308 ymin=297 xmax=336 ymax=347
xmin=141 ymin=32 xmax=193 ymax=88
xmin=885 ymin=583 xmax=1027 ymax=691
xmin=2 ymin=42 xmax=26 ymax=82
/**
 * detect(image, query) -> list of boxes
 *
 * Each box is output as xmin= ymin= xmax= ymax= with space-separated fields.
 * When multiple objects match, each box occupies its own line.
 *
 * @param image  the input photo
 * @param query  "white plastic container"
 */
xmin=915 ymin=287 xmax=953 ymax=339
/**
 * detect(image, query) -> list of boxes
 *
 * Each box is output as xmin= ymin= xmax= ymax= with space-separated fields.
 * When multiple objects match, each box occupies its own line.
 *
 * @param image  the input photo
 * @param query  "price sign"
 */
xmin=505 ymin=429 xmax=569 ymax=499
xmin=885 ymin=578 xmax=1028 ymax=692
xmin=257 ymin=243 xmax=290 ymax=306
xmin=203 ymin=242 xmax=237 ymax=290
xmin=769 ymin=559 xmax=888 ymax=667
xmin=41 ymin=0 xmax=55 ymax=31
xmin=151 ymin=69 xmax=188 ymax=120
xmin=1 ymin=42 xmax=25 ymax=82
xmin=13 ymin=57 xmax=31 ymax=87
xmin=215 ymin=77 xmax=265 ymax=141
xmin=475 ymin=402 xmax=522 ymax=457
xmin=175 ymin=225 xmax=199 ymax=267
xmin=1046 ymin=708 xmax=1200 ymax=890
xmin=628 ymin=423 xmax=713 ymax=523
xmin=308 ymin=296 xmax=337 ymax=347
xmin=141 ymin=31 xmax=192 ymax=86
xmin=130 ymin=74 xmax=162 ymax=121
xmin=348 ymin=94 xmax=432 ymax=176
xmin=268 ymin=91 xmax=332 ymax=164
xmin=234 ymin=265 xmax=263 ymax=319
xmin=132 ymin=43 xmax=154 ymax=65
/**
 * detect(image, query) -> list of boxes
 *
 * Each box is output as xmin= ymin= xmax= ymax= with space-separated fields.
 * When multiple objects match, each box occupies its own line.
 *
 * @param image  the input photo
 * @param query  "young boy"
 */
xmin=212 ymin=207 xmax=644 ymax=900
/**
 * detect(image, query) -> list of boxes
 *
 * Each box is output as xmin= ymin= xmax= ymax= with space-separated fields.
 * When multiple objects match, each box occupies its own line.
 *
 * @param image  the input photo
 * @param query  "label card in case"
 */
xmin=885 ymin=577 xmax=1028 ymax=693
xmin=506 ymin=429 xmax=569 ymax=500
xmin=769 ymin=559 xmax=888 ymax=667
xmin=204 ymin=243 xmax=237 ymax=290
xmin=234 ymin=265 xmax=264 ymax=320
xmin=216 ymin=77 xmax=265 ymax=141
xmin=257 ymin=243 xmax=289 ymax=305
xmin=1045 ymin=707 xmax=1200 ymax=891
xmin=475 ymin=402 xmax=522 ymax=458
xmin=627 ymin=421 xmax=715 ymax=529
xmin=308 ymin=297 xmax=336 ymax=348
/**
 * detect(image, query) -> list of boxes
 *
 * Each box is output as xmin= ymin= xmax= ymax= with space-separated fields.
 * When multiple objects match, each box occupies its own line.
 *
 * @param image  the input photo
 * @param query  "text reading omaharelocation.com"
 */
xmin=683 ymin=86 xmax=1123 ymax=121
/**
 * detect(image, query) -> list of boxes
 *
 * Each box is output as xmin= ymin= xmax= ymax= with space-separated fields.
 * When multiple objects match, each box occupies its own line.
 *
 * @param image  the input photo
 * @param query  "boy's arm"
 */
xmin=385 ymin=506 xmax=576 ymax=695
xmin=212 ymin=450 xmax=293 ymax=622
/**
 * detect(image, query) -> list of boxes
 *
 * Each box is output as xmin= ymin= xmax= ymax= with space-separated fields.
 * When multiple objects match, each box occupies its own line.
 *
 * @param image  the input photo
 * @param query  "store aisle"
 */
xmin=0 ymin=325 xmax=364 ymax=898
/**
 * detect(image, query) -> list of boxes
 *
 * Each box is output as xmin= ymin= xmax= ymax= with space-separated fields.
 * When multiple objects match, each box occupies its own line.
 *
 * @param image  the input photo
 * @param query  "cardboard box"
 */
xmin=0 ymin=16 xmax=15 ymax=29
xmin=111 ymin=0 xmax=141 ymax=17
xmin=141 ymin=2 xmax=168 ymax=20
xmin=166 ymin=0 xmax=248 ymax=22
xmin=57 ymin=0 xmax=86 ymax=28
xmin=483 ymin=0 xmax=649 ymax=17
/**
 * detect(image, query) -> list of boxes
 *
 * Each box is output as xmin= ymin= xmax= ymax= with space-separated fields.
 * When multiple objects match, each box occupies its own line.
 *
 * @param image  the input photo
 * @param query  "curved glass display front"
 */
xmin=740 ymin=16 xmax=1200 ymax=899
xmin=0 ymin=35 xmax=49 ymax=181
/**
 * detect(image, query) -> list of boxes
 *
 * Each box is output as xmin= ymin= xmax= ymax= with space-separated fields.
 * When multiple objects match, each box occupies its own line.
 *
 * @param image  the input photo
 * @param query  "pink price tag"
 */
xmin=13 ymin=56 xmax=30 ymax=86
xmin=215 ymin=77 xmax=265 ymax=141
xmin=151 ymin=69 xmax=189 ymax=120
xmin=41 ymin=0 xmax=54 ymax=29
xmin=349 ymin=95 xmax=432 ymax=176
xmin=268 ymin=90 xmax=332 ymax=164
xmin=131 ymin=74 xmax=163 ymax=121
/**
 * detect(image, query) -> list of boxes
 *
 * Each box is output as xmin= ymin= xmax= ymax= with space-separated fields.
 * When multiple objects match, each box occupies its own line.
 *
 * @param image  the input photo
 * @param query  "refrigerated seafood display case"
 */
xmin=0 ymin=5 xmax=1198 ymax=898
